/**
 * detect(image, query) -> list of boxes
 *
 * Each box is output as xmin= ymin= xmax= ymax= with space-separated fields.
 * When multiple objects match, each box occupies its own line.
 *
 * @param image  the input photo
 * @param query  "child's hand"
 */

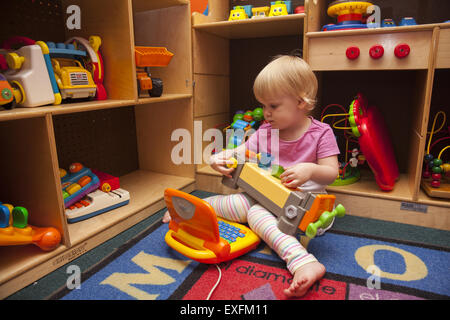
xmin=209 ymin=154 xmax=236 ymax=178
xmin=280 ymin=163 xmax=315 ymax=189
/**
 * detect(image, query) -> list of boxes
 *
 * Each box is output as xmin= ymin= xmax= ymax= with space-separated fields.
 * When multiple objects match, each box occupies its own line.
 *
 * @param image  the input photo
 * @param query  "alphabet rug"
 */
xmin=52 ymin=220 xmax=450 ymax=300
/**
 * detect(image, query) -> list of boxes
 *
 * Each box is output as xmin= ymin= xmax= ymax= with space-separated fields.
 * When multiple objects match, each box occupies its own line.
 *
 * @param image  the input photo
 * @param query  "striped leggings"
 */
xmin=205 ymin=193 xmax=317 ymax=275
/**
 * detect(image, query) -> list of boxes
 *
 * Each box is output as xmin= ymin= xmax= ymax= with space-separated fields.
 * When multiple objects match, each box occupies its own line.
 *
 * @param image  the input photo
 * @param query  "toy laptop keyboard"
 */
xmin=164 ymin=188 xmax=260 ymax=264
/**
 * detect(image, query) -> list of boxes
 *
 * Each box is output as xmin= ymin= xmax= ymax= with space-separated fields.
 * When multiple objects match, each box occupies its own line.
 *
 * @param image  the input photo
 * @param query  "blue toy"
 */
xmin=400 ymin=17 xmax=417 ymax=26
xmin=382 ymin=18 xmax=397 ymax=27
xmin=60 ymin=163 xmax=100 ymax=208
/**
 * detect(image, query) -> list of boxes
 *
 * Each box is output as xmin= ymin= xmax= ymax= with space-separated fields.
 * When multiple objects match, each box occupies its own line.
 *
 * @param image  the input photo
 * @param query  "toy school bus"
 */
xmin=222 ymin=158 xmax=345 ymax=238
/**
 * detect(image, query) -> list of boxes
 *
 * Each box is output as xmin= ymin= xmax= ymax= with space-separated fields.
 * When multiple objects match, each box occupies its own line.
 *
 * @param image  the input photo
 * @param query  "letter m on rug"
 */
xmin=100 ymin=251 xmax=192 ymax=300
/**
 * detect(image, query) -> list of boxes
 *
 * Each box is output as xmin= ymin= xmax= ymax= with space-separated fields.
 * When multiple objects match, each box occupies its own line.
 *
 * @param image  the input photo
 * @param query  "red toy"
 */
xmin=91 ymin=169 xmax=120 ymax=192
xmin=348 ymin=93 xmax=399 ymax=191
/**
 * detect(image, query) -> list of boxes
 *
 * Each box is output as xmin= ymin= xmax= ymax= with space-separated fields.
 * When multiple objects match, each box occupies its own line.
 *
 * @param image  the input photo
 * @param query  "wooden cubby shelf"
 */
xmin=193 ymin=13 xmax=305 ymax=39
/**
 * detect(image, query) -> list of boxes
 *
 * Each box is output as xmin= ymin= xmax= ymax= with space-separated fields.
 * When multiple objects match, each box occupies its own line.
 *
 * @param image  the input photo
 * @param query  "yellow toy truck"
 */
xmin=51 ymin=58 xmax=97 ymax=100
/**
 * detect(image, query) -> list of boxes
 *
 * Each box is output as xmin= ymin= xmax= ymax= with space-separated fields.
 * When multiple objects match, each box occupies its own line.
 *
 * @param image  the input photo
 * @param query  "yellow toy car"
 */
xmin=51 ymin=58 xmax=96 ymax=100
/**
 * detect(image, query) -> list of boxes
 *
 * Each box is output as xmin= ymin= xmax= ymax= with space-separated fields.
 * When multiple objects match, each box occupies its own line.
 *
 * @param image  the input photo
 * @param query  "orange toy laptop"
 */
xmin=164 ymin=188 xmax=260 ymax=264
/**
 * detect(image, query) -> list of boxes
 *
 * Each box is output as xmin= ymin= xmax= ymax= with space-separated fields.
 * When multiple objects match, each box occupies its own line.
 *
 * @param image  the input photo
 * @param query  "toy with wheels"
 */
xmin=135 ymin=46 xmax=174 ymax=98
xmin=0 ymin=43 xmax=55 ymax=107
xmin=60 ymin=162 xmax=100 ymax=208
xmin=0 ymin=204 xmax=61 ymax=251
xmin=322 ymin=0 xmax=374 ymax=31
xmin=65 ymin=36 xmax=107 ymax=100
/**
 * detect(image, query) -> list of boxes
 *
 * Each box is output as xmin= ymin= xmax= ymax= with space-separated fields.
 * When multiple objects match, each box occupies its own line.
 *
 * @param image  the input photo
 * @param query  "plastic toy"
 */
xmin=294 ymin=6 xmax=305 ymax=14
xmin=66 ymin=188 xmax=130 ymax=223
xmin=224 ymin=107 xmax=265 ymax=149
xmin=92 ymin=169 xmax=120 ymax=192
xmin=421 ymin=111 xmax=450 ymax=199
xmin=321 ymin=103 xmax=365 ymax=186
xmin=399 ymin=17 xmax=417 ymax=26
xmin=164 ymin=188 xmax=260 ymax=264
xmin=0 ymin=73 xmax=21 ymax=109
xmin=0 ymin=44 xmax=55 ymax=107
xmin=228 ymin=6 xmax=249 ymax=20
xmin=66 ymin=36 xmax=107 ymax=100
xmin=222 ymin=155 xmax=346 ymax=238
xmin=382 ymin=18 xmax=397 ymax=27
xmin=348 ymin=93 xmax=399 ymax=190
xmin=251 ymin=6 xmax=270 ymax=19
xmin=135 ymin=46 xmax=173 ymax=98
xmin=0 ymin=203 xmax=61 ymax=251
xmin=60 ymin=163 xmax=100 ymax=208
xmin=269 ymin=1 xmax=289 ymax=17
xmin=322 ymin=0 xmax=373 ymax=31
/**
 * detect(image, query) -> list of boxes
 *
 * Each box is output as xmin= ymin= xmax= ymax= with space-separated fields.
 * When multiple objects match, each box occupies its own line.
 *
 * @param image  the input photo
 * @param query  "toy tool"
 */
xmin=164 ymin=188 xmax=260 ymax=264
xmin=222 ymin=160 xmax=345 ymax=237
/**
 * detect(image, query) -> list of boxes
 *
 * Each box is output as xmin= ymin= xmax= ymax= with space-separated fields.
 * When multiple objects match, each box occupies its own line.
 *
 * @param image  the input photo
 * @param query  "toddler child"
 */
xmin=163 ymin=54 xmax=340 ymax=298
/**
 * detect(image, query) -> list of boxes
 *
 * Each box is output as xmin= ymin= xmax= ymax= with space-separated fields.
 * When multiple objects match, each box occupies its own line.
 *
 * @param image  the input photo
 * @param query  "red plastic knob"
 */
xmin=394 ymin=44 xmax=410 ymax=58
xmin=369 ymin=44 xmax=384 ymax=59
xmin=346 ymin=46 xmax=360 ymax=60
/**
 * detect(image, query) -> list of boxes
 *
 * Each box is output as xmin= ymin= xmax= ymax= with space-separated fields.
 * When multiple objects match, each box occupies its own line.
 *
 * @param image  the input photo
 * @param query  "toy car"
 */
xmin=52 ymin=57 xmax=97 ymax=99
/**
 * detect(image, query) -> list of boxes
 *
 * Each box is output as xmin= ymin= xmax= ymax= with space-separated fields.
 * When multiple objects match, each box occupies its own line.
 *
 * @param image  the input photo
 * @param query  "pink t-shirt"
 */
xmin=245 ymin=116 xmax=340 ymax=169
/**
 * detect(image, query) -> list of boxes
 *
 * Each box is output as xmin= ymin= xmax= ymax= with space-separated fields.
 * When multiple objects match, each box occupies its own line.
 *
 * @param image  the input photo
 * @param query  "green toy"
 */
xmin=306 ymin=204 xmax=346 ymax=238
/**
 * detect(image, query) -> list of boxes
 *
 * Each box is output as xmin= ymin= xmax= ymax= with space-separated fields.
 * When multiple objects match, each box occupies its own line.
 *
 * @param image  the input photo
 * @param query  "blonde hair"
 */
xmin=253 ymin=55 xmax=318 ymax=110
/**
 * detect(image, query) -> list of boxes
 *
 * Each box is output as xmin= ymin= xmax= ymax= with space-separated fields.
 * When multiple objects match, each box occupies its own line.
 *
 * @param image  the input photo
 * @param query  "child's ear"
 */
xmin=297 ymin=100 xmax=308 ymax=110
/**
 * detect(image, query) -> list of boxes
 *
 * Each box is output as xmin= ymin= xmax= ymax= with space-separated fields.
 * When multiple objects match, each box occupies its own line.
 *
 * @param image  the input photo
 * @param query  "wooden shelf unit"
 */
xmin=0 ymin=0 xmax=194 ymax=299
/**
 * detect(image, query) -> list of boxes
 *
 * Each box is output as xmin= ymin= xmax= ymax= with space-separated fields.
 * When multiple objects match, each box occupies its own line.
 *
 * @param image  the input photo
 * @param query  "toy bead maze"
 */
xmin=322 ymin=93 xmax=399 ymax=191
xmin=421 ymin=111 xmax=450 ymax=199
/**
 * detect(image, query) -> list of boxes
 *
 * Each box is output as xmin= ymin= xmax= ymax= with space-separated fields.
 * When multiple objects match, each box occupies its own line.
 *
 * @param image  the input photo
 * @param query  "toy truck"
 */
xmin=51 ymin=57 xmax=97 ymax=100
xmin=135 ymin=46 xmax=173 ymax=98
xmin=222 ymin=158 xmax=345 ymax=238
xmin=0 ymin=73 xmax=21 ymax=109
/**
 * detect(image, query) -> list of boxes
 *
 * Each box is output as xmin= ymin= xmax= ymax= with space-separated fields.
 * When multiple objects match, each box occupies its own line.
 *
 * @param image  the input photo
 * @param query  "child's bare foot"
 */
xmin=284 ymin=261 xmax=326 ymax=298
xmin=162 ymin=210 xmax=171 ymax=223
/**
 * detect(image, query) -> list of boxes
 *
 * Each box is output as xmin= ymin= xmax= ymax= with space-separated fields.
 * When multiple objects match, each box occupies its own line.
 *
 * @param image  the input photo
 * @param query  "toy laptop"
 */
xmin=164 ymin=188 xmax=260 ymax=264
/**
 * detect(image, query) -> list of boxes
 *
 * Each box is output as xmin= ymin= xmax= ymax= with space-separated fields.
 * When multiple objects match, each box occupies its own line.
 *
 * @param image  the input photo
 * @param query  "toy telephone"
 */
xmin=164 ymin=188 xmax=260 ymax=264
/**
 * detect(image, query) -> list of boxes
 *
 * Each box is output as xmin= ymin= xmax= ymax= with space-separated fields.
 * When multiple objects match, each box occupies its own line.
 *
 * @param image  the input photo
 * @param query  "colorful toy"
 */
xmin=135 ymin=46 xmax=173 ymax=98
xmin=60 ymin=163 xmax=100 ymax=208
xmin=222 ymin=155 xmax=346 ymax=238
xmin=66 ymin=188 xmax=130 ymax=223
xmin=228 ymin=6 xmax=250 ymax=20
xmin=92 ymin=169 xmax=120 ymax=192
xmin=0 ymin=73 xmax=21 ymax=109
xmin=322 ymin=0 xmax=373 ymax=31
xmin=164 ymin=188 xmax=260 ymax=264
xmin=66 ymin=36 xmax=107 ymax=100
xmin=0 ymin=203 xmax=61 ymax=251
xmin=421 ymin=111 xmax=450 ymax=199
xmin=294 ymin=6 xmax=305 ymax=14
xmin=224 ymin=107 xmax=265 ymax=149
xmin=269 ymin=1 xmax=290 ymax=17
xmin=382 ymin=18 xmax=397 ymax=27
xmin=400 ymin=17 xmax=417 ymax=26
xmin=251 ymin=6 xmax=270 ymax=19
xmin=321 ymin=103 xmax=366 ymax=186
xmin=347 ymin=93 xmax=399 ymax=191
xmin=0 ymin=44 xmax=55 ymax=107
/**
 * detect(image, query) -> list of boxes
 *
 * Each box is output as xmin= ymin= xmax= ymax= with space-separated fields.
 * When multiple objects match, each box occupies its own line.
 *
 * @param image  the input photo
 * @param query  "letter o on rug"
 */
xmin=354 ymin=245 xmax=428 ymax=281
